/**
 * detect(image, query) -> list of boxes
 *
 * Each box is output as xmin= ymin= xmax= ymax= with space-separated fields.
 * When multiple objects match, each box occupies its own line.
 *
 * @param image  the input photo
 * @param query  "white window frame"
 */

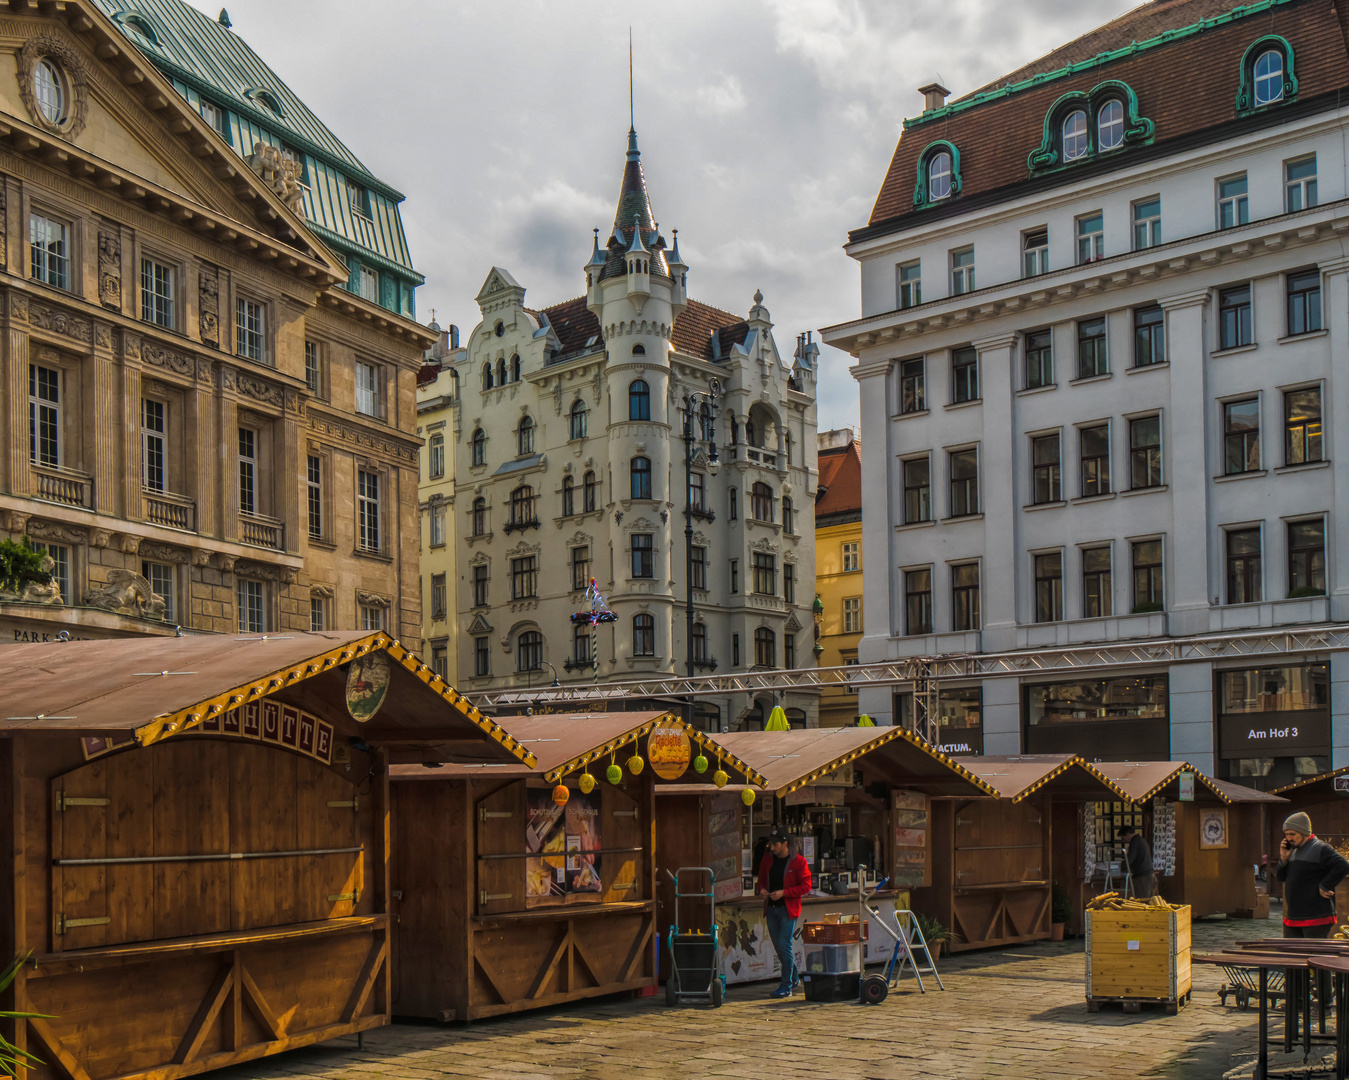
xmin=1062 ymin=110 xmax=1088 ymax=161
xmin=29 ymin=213 xmax=70 ymax=290
xmin=897 ymin=260 xmax=921 ymax=308
xmin=236 ymin=578 xmax=266 ymax=633
xmin=1076 ymin=212 xmax=1104 ymax=264
xmin=141 ymin=560 xmax=175 ymax=622
xmin=843 ymin=596 xmax=862 ymax=634
xmin=1132 ymin=197 xmax=1161 ymax=250
xmin=1022 ymin=229 xmax=1048 ymax=277
xmin=1097 ymin=100 xmax=1124 ymax=150
xmin=238 ymin=427 xmax=257 ymax=515
xmin=358 ymin=265 xmax=379 ymax=302
xmin=1285 ymin=155 xmax=1317 ymax=213
xmin=355 ymin=360 xmax=381 ymax=418
xmin=31 ymin=541 xmax=70 ymax=605
xmin=1254 ymin=49 xmax=1284 ymax=106
xmin=949 ymin=247 xmax=974 ymax=296
xmin=357 ymin=468 xmax=381 ymax=552
xmin=309 ymin=595 xmax=327 ymax=631
xmin=28 ymin=363 xmax=61 ymax=467
xmin=359 ymin=604 xmax=384 ymax=631
xmin=140 ymin=256 xmax=175 ymax=329
xmin=306 ymin=453 xmax=323 ymax=540
xmin=235 ymin=297 xmax=267 ymax=363
xmin=1218 ymin=174 xmax=1249 ymax=230
xmin=842 ymin=541 xmax=860 ymax=573
xmin=141 ymin=398 xmax=166 ymax=493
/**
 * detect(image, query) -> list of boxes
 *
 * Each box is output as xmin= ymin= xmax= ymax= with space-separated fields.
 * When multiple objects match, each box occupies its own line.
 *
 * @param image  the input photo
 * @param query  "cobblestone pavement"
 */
xmin=219 ymin=908 xmax=1330 ymax=1080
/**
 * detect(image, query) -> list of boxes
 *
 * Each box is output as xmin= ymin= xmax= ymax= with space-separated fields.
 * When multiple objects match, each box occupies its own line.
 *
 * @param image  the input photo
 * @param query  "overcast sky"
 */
xmin=187 ymin=0 xmax=1136 ymax=432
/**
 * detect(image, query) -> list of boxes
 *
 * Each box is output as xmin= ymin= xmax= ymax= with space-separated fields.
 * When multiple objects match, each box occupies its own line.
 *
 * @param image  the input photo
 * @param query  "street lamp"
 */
xmin=680 ymin=380 xmax=720 ymax=731
xmin=526 ymin=660 xmax=560 ymax=690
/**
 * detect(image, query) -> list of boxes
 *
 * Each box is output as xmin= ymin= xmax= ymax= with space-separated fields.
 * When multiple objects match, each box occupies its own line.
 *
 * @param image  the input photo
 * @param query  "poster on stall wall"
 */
xmin=525 ymin=786 xmax=603 ymax=907
xmin=891 ymin=789 xmax=931 ymax=889
xmin=708 ymin=792 xmax=745 ymax=903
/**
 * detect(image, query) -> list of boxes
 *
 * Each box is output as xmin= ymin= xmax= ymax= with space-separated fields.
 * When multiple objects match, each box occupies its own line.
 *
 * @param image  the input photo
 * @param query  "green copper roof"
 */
xmin=92 ymin=0 xmax=420 ymax=282
xmin=904 ymin=0 xmax=1294 ymax=131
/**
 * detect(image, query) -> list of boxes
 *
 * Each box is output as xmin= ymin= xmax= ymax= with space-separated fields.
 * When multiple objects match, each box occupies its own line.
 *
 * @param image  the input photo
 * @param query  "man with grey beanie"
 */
xmin=1276 ymin=811 xmax=1349 ymax=937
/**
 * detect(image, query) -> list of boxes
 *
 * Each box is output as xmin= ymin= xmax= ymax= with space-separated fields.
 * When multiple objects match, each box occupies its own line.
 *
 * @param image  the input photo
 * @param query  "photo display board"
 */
xmin=891 ymin=789 xmax=931 ymax=889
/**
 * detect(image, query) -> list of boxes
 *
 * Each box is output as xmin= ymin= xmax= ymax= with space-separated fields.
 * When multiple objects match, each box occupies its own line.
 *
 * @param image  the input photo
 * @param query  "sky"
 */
xmin=186 ymin=0 xmax=1137 ymax=432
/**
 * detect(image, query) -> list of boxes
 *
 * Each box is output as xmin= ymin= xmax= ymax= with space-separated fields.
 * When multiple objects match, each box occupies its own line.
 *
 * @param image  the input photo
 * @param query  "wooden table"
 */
xmin=1309 ymin=956 xmax=1349 ymax=1080
xmin=1195 ymin=952 xmax=1312 ymax=1080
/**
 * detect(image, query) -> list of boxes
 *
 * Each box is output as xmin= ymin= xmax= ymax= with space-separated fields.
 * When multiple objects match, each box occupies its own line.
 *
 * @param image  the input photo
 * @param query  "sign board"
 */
xmin=647 ymin=725 xmax=691 ymax=780
xmin=345 ymin=652 xmax=390 ymax=721
xmin=891 ymin=789 xmax=931 ymax=889
xmin=814 ymin=764 xmax=854 ymax=788
xmin=1177 ymin=771 xmax=1195 ymax=802
xmin=1334 ymin=776 xmax=1349 ymax=795
xmin=1218 ymin=711 xmax=1331 ymax=759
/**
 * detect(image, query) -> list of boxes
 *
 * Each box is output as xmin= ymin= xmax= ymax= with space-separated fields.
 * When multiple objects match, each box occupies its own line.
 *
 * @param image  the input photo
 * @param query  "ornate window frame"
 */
xmin=912 ymin=140 xmax=962 ymax=210
xmin=1027 ymin=80 xmax=1153 ymax=172
xmin=17 ymin=33 xmax=88 ymax=139
xmin=1235 ymin=35 xmax=1297 ymax=115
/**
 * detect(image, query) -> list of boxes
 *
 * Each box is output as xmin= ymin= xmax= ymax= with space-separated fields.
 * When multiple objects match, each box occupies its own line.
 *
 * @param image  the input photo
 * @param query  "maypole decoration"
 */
xmin=570 ymin=577 xmax=617 ymax=682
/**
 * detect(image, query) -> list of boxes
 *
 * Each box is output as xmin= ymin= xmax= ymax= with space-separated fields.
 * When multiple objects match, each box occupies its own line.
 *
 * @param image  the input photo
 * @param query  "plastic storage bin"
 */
xmin=802 ymin=971 xmax=860 ymax=1001
xmin=803 ymin=943 xmax=861 ymax=974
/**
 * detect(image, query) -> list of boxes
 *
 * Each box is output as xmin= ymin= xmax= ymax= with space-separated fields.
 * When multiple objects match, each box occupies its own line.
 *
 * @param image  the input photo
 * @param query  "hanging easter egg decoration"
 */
xmin=693 ymin=753 xmax=709 ymax=774
xmin=628 ymin=753 xmax=645 ymax=776
xmin=713 ymin=769 xmax=729 ymax=788
xmin=606 ymin=752 xmax=622 ymax=785
xmin=552 ymin=784 xmax=570 ymax=807
xmin=578 ymin=772 xmax=596 ymax=794
xmin=741 ymin=787 xmax=757 ymax=806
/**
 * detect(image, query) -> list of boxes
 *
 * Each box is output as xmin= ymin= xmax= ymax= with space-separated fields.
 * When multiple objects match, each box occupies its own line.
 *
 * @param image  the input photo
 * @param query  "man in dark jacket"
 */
xmin=1277 ymin=811 xmax=1349 ymax=937
xmin=756 ymin=825 xmax=812 ymax=998
xmin=1120 ymin=825 xmax=1155 ymax=899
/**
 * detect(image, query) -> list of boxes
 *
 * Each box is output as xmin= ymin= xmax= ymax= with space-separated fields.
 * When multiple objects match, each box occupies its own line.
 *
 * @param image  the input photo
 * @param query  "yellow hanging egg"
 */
xmin=578 ymin=772 xmax=596 ymax=794
xmin=552 ymin=784 xmax=570 ymax=806
xmin=741 ymin=788 xmax=757 ymax=806
xmin=693 ymin=753 xmax=709 ymax=774
xmin=713 ymin=769 xmax=729 ymax=788
xmin=606 ymin=762 xmax=623 ymax=784
xmin=628 ymin=754 xmax=645 ymax=776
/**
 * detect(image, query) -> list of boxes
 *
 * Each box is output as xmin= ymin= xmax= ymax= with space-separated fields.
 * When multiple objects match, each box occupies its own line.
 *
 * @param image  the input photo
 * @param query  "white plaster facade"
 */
xmin=417 ymin=321 xmax=462 ymax=684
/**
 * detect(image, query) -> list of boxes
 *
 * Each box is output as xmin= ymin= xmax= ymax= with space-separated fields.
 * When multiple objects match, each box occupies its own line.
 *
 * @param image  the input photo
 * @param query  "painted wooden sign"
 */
xmin=345 ymin=651 xmax=391 ymax=720
xmin=891 ymin=789 xmax=931 ymax=889
xmin=648 ymin=725 xmax=691 ymax=780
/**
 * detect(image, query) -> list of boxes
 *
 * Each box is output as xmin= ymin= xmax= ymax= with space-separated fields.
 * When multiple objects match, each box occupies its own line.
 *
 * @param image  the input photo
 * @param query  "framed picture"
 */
xmin=1199 ymin=807 xmax=1228 ymax=850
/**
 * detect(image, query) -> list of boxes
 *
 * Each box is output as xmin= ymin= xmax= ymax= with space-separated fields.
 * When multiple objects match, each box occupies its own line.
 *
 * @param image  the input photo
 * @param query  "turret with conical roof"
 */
xmin=597 ymin=127 xmax=667 ymax=283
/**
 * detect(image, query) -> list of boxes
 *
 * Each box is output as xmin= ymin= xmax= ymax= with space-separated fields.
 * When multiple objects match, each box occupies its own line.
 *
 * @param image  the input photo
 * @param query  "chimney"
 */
xmin=919 ymin=82 xmax=951 ymax=113
xmin=449 ymin=324 xmax=460 ymax=349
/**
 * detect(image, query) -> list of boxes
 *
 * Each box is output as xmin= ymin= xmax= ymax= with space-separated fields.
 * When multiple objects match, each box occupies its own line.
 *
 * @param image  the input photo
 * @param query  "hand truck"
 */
xmin=663 ymin=867 xmax=724 ymax=1008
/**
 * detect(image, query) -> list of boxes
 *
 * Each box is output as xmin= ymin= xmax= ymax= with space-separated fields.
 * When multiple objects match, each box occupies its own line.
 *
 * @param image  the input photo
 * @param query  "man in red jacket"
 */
xmin=757 ymin=825 xmax=812 ymax=998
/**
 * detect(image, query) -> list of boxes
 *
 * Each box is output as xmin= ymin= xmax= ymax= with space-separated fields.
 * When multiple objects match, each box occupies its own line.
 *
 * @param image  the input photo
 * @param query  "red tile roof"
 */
xmin=415 ymin=362 xmax=439 ymax=387
xmin=816 ymin=439 xmax=861 ymax=521
xmin=538 ymin=296 xmax=746 ymax=363
xmin=865 ymin=0 xmax=1349 ymax=231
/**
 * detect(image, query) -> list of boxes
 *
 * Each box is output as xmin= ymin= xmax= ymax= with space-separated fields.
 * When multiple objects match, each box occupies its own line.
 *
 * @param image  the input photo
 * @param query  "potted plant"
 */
xmin=1051 ymin=881 xmax=1072 ymax=941
xmin=913 ymin=912 xmax=954 ymax=959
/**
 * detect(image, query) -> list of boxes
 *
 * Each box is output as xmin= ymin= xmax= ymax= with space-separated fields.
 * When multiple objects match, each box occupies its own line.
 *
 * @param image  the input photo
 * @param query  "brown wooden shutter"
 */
xmin=603 ymin=783 xmax=642 ymax=903
xmin=475 ymin=781 xmax=525 ymax=915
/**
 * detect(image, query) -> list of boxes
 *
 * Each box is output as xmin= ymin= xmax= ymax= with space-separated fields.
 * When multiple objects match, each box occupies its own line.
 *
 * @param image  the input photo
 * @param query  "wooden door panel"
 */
xmin=477 ymin=782 xmax=525 ymax=915
xmin=603 ymin=784 xmax=642 ymax=903
xmin=53 ymin=759 xmax=110 ymax=950
xmin=229 ymin=744 xmax=298 ymax=930
xmin=152 ymin=742 xmax=229 ymax=939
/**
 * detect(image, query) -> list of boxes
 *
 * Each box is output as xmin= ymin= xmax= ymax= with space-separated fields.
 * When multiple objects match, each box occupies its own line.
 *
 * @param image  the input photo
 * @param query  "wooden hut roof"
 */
xmin=0 ymin=631 xmax=535 ymax=766
xmin=390 ymin=711 xmax=768 ymax=786
xmin=960 ymin=755 xmax=1129 ymax=803
xmin=713 ymin=727 xmax=998 ymax=799
xmin=1270 ymin=765 xmax=1349 ymax=799
xmin=1095 ymin=761 xmax=1284 ymax=804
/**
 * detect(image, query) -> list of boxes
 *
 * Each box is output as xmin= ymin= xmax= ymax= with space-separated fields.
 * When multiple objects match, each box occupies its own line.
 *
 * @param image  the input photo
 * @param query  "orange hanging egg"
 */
xmin=552 ymin=784 xmax=570 ymax=806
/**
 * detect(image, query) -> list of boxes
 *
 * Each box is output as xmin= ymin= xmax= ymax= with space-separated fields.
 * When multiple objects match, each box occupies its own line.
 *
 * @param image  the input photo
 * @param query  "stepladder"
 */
xmin=857 ymin=871 xmax=945 ymax=993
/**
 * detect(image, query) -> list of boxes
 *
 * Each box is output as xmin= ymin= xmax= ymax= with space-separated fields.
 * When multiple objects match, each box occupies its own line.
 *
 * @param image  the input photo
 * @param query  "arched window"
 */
xmin=471 ymin=497 xmax=486 ymax=537
xmin=782 ymin=496 xmax=794 ymax=534
xmin=428 ymin=433 xmax=445 ymax=479
xmin=633 ymin=614 xmax=655 ymax=657
xmin=754 ymin=627 xmax=776 ymax=668
xmin=497 ymin=358 xmax=507 ymax=385
xmin=34 ymin=59 xmax=65 ymax=124
xmin=1255 ymin=49 xmax=1284 ymax=105
xmin=730 ymin=416 xmax=740 ymax=445
xmin=632 ymin=344 xmax=646 ymax=356
xmin=517 ymin=415 xmax=534 ymax=456
xmin=630 ymin=456 xmax=652 ymax=500
xmin=1062 ymin=110 xmax=1088 ymax=161
xmin=692 ymin=622 xmax=708 ymax=663
xmin=629 ymin=379 xmax=651 ymax=421
xmin=511 ymin=354 xmax=521 ymax=381
xmin=745 ymin=418 xmax=757 ymax=447
xmin=570 ymin=399 xmax=588 ymax=440
xmin=471 ymin=428 xmax=487 ymax=467
xmin=510 ymin=485 xmax=535 ymax=525
xmin=750 ymin=482 xmax=774 ymax=522
xmin=928 ymin=151 xmax=952 ymax=201
xmin=481 ymin=363 xmax=493 ymax=391
xmin=562 ymin=475 xmax=575 ymax=517
xmin=699 ymin=402 xmax=714 ymax=442
xmin=517 ymin=630 xmax=543 ymax=672
xmin=583 ymin=470 xmax=598 ymax=512
xmin=1097 ymin=100 xmax=1123 ymax=150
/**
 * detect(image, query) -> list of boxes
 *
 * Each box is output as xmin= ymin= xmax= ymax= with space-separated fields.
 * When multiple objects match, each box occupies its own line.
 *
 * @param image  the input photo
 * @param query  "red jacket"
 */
xmin=757 ymin=851 xmax=812 ymax=919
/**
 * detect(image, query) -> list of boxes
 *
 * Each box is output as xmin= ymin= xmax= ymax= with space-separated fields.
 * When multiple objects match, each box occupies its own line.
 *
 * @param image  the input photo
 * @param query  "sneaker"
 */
xmin=769 ymin=987 xmax=791 ymax=999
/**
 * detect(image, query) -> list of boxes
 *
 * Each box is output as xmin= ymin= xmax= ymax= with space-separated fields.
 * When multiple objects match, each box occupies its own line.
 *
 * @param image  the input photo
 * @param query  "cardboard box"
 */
xmin=1085 ymin=905 xmax=1191 ymax=1001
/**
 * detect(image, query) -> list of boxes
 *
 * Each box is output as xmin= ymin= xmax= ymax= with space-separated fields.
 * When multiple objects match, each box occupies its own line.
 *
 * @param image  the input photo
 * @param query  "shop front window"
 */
xmin=1218 ymin=663 xmax=1329 ymax=791
xmin=1023 ymin=675 xmax=1169 ymax=758
xmin=895 ymin=688 xmax=982 ymax=754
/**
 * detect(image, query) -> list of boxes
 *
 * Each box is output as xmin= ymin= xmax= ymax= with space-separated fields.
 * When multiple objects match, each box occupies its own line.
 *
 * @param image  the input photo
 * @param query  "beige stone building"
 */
xmin=417 ymin=319 xmax=462 ymax=681
xmin=0 ymin=0 xmax=431 ymax=643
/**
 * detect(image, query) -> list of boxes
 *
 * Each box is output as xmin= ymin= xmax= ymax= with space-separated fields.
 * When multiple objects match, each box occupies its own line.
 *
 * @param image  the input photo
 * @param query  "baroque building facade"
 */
xmin=455 ymin=129 xmax=819 ymax=730
xmin=824 ymin=0 xmax=1349 ymax=786
xmin=0 ymin=0 xmax=431 ymax=643
xmin=417 ymin=319 xmax=462 ymax=683
xmin=814 ymin=429 xmax=864 ymax=728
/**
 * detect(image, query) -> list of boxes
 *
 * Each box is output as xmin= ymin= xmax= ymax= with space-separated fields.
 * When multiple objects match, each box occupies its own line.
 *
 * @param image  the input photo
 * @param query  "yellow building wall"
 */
xmin=815 ymin=518 xmax=864 ymax=728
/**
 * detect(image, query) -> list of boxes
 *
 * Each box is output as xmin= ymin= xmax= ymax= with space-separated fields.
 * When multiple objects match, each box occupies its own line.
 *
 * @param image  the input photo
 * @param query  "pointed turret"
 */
xmin=625 ymin=214 xmax=650 ymax=314
xmin=599 ymin=128 xmax=666 ymax=283
xmin=585 ymin=227 xmax=606 ymax=302
xmin=667 ymin=227 xmax=688 ymax=314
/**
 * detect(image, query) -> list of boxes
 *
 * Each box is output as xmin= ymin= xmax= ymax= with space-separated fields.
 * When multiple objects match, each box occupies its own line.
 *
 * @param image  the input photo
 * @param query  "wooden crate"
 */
xmin=1085 ymin=905 xmax=1191 ymax=1004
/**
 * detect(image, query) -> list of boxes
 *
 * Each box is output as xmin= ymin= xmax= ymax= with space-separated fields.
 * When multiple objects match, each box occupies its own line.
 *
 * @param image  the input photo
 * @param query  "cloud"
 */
xmin=694 ymin=75 xmax=747 ymax=117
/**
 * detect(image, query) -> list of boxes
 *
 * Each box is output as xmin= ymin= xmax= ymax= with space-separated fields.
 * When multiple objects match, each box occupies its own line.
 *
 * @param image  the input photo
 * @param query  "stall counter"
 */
xmin=714 ymin=891 xmax=909 ymax=985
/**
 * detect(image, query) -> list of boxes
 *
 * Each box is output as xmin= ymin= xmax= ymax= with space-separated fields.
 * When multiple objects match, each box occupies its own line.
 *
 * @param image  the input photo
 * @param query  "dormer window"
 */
xmin=1062 ymin=110 xmax=1088 ymax=161
xmin=912 ymin=141 xmax=961 ymax=209
xmin=245 ymin=88 xmax=284 ymax=118
xmin=33 ymin=60 xmax=65 ymax=125
xmin=1097 ymin=100 xmax=1123 ymax=150
xmin=1254 ymin=50 xmax=1284 ymax=105
xmin=928 ymin=151 xmax=952 ymax=201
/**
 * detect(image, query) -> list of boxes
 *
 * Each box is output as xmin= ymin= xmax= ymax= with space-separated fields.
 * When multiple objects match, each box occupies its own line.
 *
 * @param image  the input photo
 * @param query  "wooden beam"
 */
xmin=617 ymin=919 xmax=654 ymax=983
xmin=27 ymin=1019 xmax=91 ymax=1080
xmin=340 ymin=939 xmax=387 ymax=1023
xmin=525 ymin=928 xmax=571 ymax=1000
xmin=172 ymin=962 xmax=232 ymax=1064
xmin=472 ymin=951 xmax=511 ymax=1006
xmin=240 ymin=963 xmax=285 ymax=1040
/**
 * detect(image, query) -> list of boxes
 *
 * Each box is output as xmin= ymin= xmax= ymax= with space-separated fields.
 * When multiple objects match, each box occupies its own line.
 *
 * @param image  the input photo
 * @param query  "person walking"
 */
xmin=1119 ymin=825 xmax=1155 ymax=899
xmin=756 ymin=825 xmax=812 ymax=999
xmin=1277 ymin=812 xmax=1349 ymax=938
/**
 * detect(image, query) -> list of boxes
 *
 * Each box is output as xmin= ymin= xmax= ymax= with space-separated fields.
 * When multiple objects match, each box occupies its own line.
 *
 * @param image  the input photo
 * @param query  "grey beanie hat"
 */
xmin=1284 ymin=811 xmax=1313 ymax=836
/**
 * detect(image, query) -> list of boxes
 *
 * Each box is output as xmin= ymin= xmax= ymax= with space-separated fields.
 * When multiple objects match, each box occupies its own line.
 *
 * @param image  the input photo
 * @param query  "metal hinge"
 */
xmin=479 ymin=809 xmax=512 ymax=821
xmin=327 ymin=798 xmax=358 ymax=811
xmin=327 ymin=890 xmax=361 ymax=904
xmin=955 ymin=816 xmax=970 ymax=826
xmin=612 ymin=810 xmax=639 ymax=819
xmin=56 ymin=914 xmax=110 ymax=935
xmin=479 ymin=891 xmax=513 ymax=904
xmin=610 ymin=882 xmax=637 ymax=891
xmin=56 ymin=792 xmax=110 ymax=812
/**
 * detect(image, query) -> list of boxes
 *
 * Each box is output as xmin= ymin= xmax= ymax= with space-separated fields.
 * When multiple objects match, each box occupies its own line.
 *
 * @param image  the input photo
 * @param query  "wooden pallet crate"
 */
xmin=1085 ymin=905 xmax=1191 ymax=1005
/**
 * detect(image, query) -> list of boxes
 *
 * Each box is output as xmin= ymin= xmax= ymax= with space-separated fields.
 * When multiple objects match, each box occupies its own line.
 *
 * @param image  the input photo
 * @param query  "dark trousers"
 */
xmin=1132 ymin=872 xmax=1156 ymax=899
xmin=1284 ymin=922 xmax=1335 ymax=938
xmin=766 ymin=905 xmax=797 ymax=991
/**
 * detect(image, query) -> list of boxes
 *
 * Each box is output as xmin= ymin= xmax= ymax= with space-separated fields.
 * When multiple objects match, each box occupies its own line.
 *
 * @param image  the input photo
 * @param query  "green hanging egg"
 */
xmin=606 ymin=762 xmax=623 ymax=785
xmin=693 ymin=754 xmax=709 ymax=774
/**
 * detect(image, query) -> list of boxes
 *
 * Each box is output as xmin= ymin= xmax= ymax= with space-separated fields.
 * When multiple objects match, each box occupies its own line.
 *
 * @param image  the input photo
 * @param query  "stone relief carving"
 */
xmin=95 ymin=323 xmax=111 ymax=349
xmin=90 ymin=529 xmax=111 ymax=549
xmin=308 ymin=415 xmax=418 ymax=464
xmin=30 ymin=303 xmax=90 ymax=344
xmin=121 ymin=331 xmax=141 ymax=360
xmin=626 ymin=516 xmax=657 ymax=533
xmin=84 ymin=569 xmax=166 ymax=619
xmin=27 ymin=519 xmax=86 ymax=545
xmin=565 ymin=531 xmax=591 ymax=547
xmin=553 ymin=380 xmax=563 ymax=415
xmin=97 ymin=231 xmax=120 ymax=309
xmin=234 ymin=559 xmax=296 ymax=583
xmin=466 ymin=613 xmax=493 ymax=635
xmin=118 ymin=534 xmax=141 ymax=554
xmin=142 ymin=342 xmax=194 ymax=377
xmin=469 ymin=551 xmax=489 ymax=567
xmin=310 ymin=583 xmax=334 ymax=599
xmin=192 ymin=550 xmax=213 ymax=567
xmin=749 ymin=537 xmax=780 ymax=553
xmin=0 ymin=552 xmax=63 ymax=605
xmin=199 ymin=267 xmax=219 ymax=347
xmin=139 ymin=541 xmax=189 ymax=564
xmin=9 ymin=294 xmax=27 ymax=321
xmin=356 ymin=590 xmax=391 ymax=609
xmin=505 ymin=540 xmax=541 ymax=557
xmin=17 ymin=33 xmax=89 ymax=139
xmin=244 ymin=144 xmax=305 ymax=213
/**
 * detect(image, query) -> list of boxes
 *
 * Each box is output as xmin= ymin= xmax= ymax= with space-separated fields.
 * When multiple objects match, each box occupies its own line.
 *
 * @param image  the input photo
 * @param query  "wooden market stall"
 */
xmin=388 ymin=711 xmax=765 ymax=1022
xmin=936 ymin=755 xmax=1130 ymax=950
xmin=0 ymin=630 xmax=533 ymax=1080
xmin=1097 ymin=761 xmax=1284 ymax=919
xmin=1269 ymin=767 xmax=1349 ymax=906
xmin=656 ymin=727 xmax=999 ymax=983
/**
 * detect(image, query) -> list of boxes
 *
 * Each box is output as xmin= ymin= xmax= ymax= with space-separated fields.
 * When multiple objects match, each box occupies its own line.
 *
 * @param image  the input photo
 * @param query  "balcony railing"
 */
xmin=692 ymin=656 xmax=719 ymax=671
xmin=143 ymin=488 xmax=196 ymax=531
xmin=32 ymin=464 xmax=93 ymax=509
xmin=240 ymin=512 xmax=285 ymax=551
